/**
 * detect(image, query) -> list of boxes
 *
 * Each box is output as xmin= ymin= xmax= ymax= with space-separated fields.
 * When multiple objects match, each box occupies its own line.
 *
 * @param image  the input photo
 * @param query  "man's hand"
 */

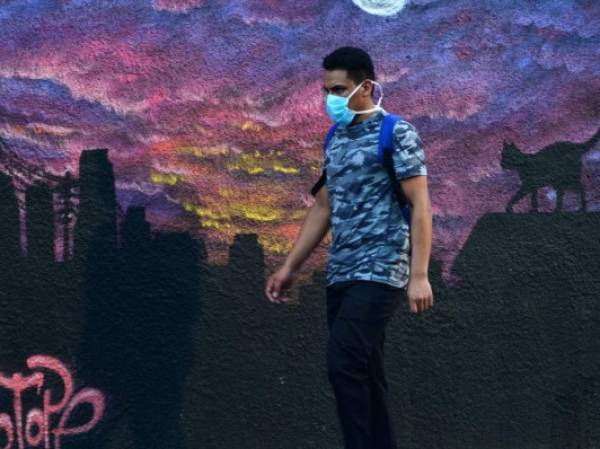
xmin=406 ymin=275 xmax=433 ymax=314
xmin=265 ymin=265 xmax=295 ymax=304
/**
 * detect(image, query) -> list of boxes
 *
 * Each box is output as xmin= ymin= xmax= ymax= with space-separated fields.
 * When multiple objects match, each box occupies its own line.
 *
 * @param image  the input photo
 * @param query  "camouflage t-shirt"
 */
xmin=310 ymin=109 xmax=428 ymax=289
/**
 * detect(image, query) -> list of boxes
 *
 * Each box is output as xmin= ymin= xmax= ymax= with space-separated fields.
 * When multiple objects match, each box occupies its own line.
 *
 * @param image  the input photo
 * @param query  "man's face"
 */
xmin=322 ymin=69 xmax=371 ymax=110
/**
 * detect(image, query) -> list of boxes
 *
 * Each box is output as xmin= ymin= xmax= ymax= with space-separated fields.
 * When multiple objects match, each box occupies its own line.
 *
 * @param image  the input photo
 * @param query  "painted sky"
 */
xmin=0 ymin=0 xmax=599 ymax=284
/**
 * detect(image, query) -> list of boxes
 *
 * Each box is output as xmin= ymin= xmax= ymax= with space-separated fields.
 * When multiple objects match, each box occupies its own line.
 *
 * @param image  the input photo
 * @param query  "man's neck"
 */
xmin=349 ymin=107 xmax=378 ymax=127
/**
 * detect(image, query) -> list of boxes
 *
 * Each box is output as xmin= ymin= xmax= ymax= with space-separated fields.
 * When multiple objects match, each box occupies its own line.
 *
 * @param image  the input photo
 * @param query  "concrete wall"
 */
xmin=0 ymin=1 xmax=599 ymax=448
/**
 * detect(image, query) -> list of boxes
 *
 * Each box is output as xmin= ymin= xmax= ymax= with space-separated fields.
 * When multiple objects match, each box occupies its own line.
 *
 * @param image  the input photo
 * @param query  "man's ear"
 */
xmin=359 ymin=80 xmax=371 ymax=98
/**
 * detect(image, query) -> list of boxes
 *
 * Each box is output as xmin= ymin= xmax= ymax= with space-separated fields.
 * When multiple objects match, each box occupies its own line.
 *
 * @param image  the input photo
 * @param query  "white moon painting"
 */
xmin=352 ymin=0 xmax=409 ymax=16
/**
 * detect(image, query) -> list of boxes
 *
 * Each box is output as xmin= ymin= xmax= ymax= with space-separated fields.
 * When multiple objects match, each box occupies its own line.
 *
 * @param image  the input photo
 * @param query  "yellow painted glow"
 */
xmin=194 ymin=207 xmax=231 ymax=220
xmin=150 ymin=170 xmax=180 ymax=185
xmin=176 ymin=144 xmax=230 ymax=157
xmin=199 ymin=219 xmax=233 ymax=229
xmin=234 ymin=204 xmax=282 ymax=221
xmin=272 ymin=163 xmax=299 ymax=174
xmin=227 ymin=150 xmax=300 ymax=176
xmin=288 ymin=209 xmax=308 ymax=220
xmin=258 ymin=235 xmax=294 ymax=254
xmin=240 ymin=121 xmax=263 ymax=132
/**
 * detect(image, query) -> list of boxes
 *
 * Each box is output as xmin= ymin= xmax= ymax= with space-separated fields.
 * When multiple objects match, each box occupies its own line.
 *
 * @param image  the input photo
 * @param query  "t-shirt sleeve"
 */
xmin=391 ymin=121 xmax=428 ymax=179
xmin=309 ymin=168 xmax=326 ymax=197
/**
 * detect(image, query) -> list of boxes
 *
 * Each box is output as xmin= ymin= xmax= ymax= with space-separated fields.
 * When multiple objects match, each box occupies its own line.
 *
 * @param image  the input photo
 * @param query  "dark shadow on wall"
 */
xmin=73 ymin=149 xmax=204 ymax=449
xmin=0 ymin=144 xmax=599 ymax=449
xmin=387 ymin=211 xmax=600 ymax=449
xmin=183 ymin=239 xmax=341 ymax=449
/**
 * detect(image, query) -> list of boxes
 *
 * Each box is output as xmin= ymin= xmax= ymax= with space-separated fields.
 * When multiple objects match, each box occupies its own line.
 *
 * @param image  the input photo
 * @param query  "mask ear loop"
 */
xmin=349 ymin=81 xmax=384 ymax=114
xmin=345 ymin=80 xmax=366 ymax=100
xmin=372 ymin=81 xmax=384 ymax=111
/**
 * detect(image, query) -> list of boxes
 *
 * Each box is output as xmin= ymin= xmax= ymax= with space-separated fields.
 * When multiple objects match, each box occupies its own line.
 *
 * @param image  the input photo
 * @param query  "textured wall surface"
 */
xmin=0 ymin=1 xmax=599 ymax=448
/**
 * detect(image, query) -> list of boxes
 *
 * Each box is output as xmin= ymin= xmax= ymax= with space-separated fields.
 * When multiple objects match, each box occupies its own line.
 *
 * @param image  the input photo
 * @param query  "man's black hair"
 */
xmin=322 ymin=46 xmax=376 ymax=86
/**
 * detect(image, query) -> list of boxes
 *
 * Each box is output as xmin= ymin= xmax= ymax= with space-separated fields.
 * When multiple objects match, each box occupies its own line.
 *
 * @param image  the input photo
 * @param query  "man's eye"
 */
xmin=323 ymin=87 xmax=344 ymax=95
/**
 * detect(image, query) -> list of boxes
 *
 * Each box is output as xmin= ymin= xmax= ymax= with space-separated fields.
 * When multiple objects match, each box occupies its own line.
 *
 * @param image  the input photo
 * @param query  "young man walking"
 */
xmin=266 ymin=46 xmax=433 ymax=449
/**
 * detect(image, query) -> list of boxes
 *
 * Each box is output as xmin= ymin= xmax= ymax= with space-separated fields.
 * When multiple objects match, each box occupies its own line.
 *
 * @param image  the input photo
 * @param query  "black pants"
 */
xmin=326 ymin=280 xmax=403 ymax=449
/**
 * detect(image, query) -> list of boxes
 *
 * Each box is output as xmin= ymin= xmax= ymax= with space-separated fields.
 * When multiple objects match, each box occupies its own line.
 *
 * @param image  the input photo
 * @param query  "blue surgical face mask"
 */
xmin=325 ymin=79 xmax=384 ymax=127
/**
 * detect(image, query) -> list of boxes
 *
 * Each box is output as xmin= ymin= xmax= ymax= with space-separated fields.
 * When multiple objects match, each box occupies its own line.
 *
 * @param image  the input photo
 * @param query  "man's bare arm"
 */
xmin=282 ymin=186 xmax=331 ymax=273
xmin=399 ymin=175 xmax=432 ymax=280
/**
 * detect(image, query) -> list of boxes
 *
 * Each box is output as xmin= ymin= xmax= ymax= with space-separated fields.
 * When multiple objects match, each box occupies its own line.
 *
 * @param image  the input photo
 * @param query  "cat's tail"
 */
xmin=582 ymin=125 xmax=600 ymax=151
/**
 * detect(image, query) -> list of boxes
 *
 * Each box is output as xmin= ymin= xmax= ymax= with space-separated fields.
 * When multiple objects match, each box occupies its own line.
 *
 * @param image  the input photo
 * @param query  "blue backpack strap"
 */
xmin=378 ymin=113 xmax=400 ymax=164
xmin=379 ymin=113 xmax=412 ymax=233
xmin=323 ymin=123 xmax=340 ymax=155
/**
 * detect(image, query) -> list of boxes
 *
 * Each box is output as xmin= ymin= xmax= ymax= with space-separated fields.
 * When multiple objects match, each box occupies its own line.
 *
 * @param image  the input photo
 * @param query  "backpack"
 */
xmin=323 ymin=112 xmax=412 ymax=228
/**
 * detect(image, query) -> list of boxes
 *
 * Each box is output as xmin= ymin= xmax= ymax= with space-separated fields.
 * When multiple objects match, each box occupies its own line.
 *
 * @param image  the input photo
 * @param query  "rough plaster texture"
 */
xmin=0 ymin=1 xmax=599 ymax=448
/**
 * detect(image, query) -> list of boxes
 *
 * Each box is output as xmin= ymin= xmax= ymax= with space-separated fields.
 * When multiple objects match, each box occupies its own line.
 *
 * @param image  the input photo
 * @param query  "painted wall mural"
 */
xmin=0 ymin=355 xmax=105 ymax=449
xmin=0 ymin=0 xmax=599 ymax=448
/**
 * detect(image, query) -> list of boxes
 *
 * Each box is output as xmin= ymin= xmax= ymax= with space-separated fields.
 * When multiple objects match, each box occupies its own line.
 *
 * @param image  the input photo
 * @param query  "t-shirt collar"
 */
xmin=339 ymin=109 xmax=385 ymax=134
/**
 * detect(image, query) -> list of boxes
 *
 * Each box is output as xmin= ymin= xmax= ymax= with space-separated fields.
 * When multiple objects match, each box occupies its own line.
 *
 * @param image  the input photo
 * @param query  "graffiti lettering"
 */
xmin=0 ymin=354 xmax=105 ymax=449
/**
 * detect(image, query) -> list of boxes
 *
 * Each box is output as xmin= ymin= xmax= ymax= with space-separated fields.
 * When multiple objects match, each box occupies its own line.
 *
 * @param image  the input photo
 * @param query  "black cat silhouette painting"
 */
xmin=501 ymin=126 xmax=600 ymax=213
